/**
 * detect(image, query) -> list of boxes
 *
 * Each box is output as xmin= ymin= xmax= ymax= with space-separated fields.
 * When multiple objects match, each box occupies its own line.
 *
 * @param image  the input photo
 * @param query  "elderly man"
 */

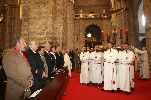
xmin=27 ymin=41 xmax=46 ymax=93
xmin=3 ymin=36 xmax=33 ymax=100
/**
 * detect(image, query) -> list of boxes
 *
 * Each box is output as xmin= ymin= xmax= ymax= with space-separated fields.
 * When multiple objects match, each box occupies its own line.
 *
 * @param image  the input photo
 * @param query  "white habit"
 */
xmin=64 ymin=53 xmax=72 ymax=77
xmin=80 ymin=52 xmax=90 ymax=84
xmin=103 ymin=48 xmax=118 ymax=90
xmin=89 ymin=51 xmax=103 ymax=84
xmin=118 ymin=50 xmax=134 ymax=92
xmin=135 ymin=48 xmax=150 ymax=79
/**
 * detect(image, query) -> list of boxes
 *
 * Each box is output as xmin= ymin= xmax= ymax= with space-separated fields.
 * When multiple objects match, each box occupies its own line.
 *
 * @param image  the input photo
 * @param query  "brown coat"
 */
xmin=2 ymin=49 xmax=33 ymax=100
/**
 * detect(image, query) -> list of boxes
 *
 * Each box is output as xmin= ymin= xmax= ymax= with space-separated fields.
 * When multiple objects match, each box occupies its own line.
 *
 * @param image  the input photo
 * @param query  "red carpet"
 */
xmin=61 ymin=71 xmax=151 ymax=100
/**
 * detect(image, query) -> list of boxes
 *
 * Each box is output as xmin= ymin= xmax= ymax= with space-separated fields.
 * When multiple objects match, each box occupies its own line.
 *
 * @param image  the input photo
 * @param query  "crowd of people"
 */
xmin=2 ymin=36 xmax=73 ymax=100
xmin=1 ymin=36 xmax=150 ymax=99
xmin=79 ymin=42 xmax=150 ymax=95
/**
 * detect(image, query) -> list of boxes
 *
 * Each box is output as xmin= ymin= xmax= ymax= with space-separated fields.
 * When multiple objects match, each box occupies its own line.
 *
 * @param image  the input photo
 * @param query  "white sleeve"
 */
xmin=64 ymin=55 xmax=68 ymax=67
xmin=134 ymin=48 xmax=146 ymax=54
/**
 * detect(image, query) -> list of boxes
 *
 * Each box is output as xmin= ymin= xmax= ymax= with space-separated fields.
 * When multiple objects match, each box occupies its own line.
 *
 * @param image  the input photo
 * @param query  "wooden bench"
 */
xmin=28 ymin=68 xmax=69 ymax=100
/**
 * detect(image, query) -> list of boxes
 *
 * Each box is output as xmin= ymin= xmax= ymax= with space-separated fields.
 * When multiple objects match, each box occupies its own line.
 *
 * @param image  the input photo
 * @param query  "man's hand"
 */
xmin=44 ymin=72 xmax=48 ymax=78
xmin=28 ymin=79 xmax=33 ymax=88
xmin=131 ymin=46 xmax=135 ymax=49
xmin=42 ymin=72 xmax=48 ymax=78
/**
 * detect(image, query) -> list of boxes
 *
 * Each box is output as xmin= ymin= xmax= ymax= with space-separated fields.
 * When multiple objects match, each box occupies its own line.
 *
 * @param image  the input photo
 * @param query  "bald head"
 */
xmin=29 ymin=41 xmax=38 ymax=52
xmin=44 ymin=42 xmax=51 ymax=52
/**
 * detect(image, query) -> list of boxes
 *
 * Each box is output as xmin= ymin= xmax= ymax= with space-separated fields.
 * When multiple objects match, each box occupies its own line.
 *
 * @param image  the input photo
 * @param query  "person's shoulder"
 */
xmin=129 ymin=50 xmax=134 ymax=54
xmin=44 ymin=51 xmax=48 ymax=55
xmin=3 ymin=49 xmax=16 ymax=60
xmin=26 ymin=49 xmax=32 ymax=55
xmin=3 ymin=49 xmax=12 ymax=56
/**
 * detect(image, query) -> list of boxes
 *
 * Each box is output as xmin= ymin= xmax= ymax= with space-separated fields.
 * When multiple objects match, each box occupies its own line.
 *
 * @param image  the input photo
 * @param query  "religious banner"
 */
xmin=107 ymin=32 xmax=111 ymax=43
xmin=118 ymin=27 xmax=122 ymax=39
xmin=112 ymin=28 xmax=117 ymax=44
xmin=125 ymin=28 xmax=128 ymax=42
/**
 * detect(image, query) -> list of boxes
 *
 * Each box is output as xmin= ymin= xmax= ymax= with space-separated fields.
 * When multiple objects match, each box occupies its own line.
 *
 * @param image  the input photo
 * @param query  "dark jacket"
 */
xmin=44 ymin=51 xmax=56 ymax=71
xmin=26 ymin=49 xmax=45 ymax=92
xmin=55 ymin=52 xmax=64 ymax=69
xmin=26 ymin=49 xmax=44 ymax=77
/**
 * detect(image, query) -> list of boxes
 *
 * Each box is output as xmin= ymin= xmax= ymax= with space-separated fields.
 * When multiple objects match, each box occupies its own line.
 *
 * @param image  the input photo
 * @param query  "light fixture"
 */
xmin=0 ymin=14 xmax=3 ymax=22
xmin=87 ymin=33 xmax=92 ymax=37
xmin=142 ymin=14 xmax=145 ymax=26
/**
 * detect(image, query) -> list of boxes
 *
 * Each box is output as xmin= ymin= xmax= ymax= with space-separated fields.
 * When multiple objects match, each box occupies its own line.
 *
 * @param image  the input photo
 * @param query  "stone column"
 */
xmin=127 ymin=0 xmax=138 ymax=46
xmin=79 ymin=19 xmax=85 ymax=49
xmin=66 ymin=0 xmax=74 ymax=49
xmin=52 ymin=0 xmax=67 ymax=48
xmin=144 ymin=0 xmax=151 ymax=61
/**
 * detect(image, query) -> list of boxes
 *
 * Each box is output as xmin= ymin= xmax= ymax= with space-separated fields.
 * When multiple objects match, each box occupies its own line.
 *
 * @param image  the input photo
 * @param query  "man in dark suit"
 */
xmin=26 ymin=41 xmax=46 ymax=93
xmin=43 ymin=43 xmax=56 ymax=79
xmin=55 ymin=46 xmax=64 ymax=70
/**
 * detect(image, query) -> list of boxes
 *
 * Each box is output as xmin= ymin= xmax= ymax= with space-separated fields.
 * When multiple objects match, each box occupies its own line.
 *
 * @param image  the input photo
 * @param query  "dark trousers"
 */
xmin=31 ymin=76 xmax=44 ymax=93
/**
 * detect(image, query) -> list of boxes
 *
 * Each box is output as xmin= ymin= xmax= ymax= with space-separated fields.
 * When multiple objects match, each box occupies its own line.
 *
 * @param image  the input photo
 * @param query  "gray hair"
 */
xmin=11 ymin=36 xmax=21 ymax=47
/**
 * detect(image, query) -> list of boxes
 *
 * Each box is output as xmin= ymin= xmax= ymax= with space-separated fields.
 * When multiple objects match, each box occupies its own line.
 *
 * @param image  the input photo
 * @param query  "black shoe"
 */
xmin=86 ymin=83 xmax=90 ymax=86
xmin=138 ymin=78 xmax=142 ymax=80
xmin=131 ymin=88 xmax=135 ymax=91
xmin=126 ymin=92 xmax=130 ymax=95
xmin=111 ymin=90 xmax=115 ymax=93
xmin=142 ymin=78 xmax=149 ymax=80
xmin=117 ymin=89 xmax=120 ymax=93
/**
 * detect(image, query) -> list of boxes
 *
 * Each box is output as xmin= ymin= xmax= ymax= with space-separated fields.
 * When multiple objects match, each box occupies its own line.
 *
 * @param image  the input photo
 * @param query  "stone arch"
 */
xmin=85 ymin=24 xmax=102 ymax=41
xmin=84 ymin=24 xmax=102 ymax=48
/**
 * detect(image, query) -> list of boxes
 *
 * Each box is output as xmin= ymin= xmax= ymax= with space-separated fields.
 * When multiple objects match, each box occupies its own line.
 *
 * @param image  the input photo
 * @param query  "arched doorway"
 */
xmin=85 ymin=24 xmax=102 ymax=48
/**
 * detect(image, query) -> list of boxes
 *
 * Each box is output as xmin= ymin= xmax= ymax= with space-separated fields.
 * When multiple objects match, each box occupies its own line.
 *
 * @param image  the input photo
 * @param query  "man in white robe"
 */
xmin=126 ymin=45 xmax=135 ymax=89
xmin=116 ymin=47 xmax=122 ymax=89
xmin=118 ymin=45 xmax=134 ymax=93
xmin=89 ymin=47 xmax=102 ymax=85
xmin=99 ymin=46 xmax=104 ymax=83
xmin=80 ymin=47 xmax=90 ymax=84
xmin=103 ymin=42 xmax=118 ymax=91
xmin=134 ymin=47 xmax=150 ymax=79
xmin=89 ymin=48 xmax=94 ymax=84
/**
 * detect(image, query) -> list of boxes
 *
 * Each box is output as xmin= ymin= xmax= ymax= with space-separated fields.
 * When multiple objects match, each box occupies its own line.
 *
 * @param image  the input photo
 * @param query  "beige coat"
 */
xmin=2 ymin=49 xmax=33 ymax=100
